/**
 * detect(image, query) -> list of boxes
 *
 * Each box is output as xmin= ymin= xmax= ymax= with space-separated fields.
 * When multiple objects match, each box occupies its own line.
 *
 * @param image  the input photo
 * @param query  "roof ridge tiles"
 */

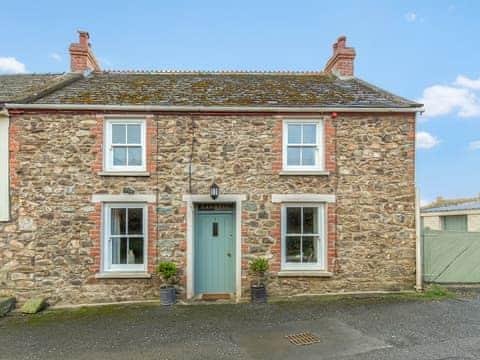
xmin=98 ymin=69 xmax=327 ymax=75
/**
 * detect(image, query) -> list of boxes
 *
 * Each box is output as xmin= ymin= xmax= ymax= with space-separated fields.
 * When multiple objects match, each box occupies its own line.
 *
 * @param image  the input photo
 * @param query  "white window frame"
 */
xmin=104 ymin=119 xmax=146 ymax=172
xmin=102 ymin=203 xmax=148 ymax=272
xmin=281 ymin=203 xmax=327 ymax=271
xmin=282 ymin=119 xmax=324 ymax=171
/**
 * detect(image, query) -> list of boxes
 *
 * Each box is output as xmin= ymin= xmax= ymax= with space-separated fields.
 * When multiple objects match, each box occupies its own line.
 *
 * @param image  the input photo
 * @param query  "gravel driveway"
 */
xmin=1 ymin=292 xmax=480 ymax=359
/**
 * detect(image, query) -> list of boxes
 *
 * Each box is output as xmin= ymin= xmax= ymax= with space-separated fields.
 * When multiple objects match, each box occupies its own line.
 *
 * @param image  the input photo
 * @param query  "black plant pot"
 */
xmin=160 ymin=286 xmax=176 ymax=306
xmin=251 ymin=285 xmax=267 ymax=303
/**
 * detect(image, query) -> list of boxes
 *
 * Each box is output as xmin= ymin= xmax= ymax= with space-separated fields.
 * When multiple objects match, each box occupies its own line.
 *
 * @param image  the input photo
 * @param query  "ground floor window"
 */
xmin=281 ymin=203 xmax=326 ymax=270
xmin=103 ymin=203 xmax=147 ymax=272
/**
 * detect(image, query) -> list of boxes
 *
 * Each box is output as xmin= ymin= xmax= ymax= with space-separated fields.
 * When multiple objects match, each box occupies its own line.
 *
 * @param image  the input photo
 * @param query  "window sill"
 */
xmin=95 ymin=272 xmax=152 ymax=279
xmin=279 ymin=170 xmax=330 ymax=176
xmin=277 ymin=270 xmax=333 ymax=278
xmin=98 ymin=171 xmax=150 ymax=177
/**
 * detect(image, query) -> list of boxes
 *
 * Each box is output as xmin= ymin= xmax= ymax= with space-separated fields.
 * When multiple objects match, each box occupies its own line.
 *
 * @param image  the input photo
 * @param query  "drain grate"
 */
xmin=285 ymin=332 xmax=321 ymax=346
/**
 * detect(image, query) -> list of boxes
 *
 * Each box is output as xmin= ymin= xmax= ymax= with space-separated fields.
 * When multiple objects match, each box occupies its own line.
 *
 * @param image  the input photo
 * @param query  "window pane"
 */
xmin=286 ymin=236 xmax=301 ymax=263
xmin=287 ymin=147 xmax=301 ymax=166
xmin=128 ymin=237 xmax=144 ymax=264
xmin=111 ymin=237 xmax=128 ymax=264
xmin=113 ymin=147 xmax=127 ymax=166
xmin=288 ymin=124 xmax=301 ymax=143
xmin=303 ymin=207 xmax=318 ymax=234
xmin=111 ymin=208 xmax=126 ymax=235
xmin=302 ymin=124 xmax=317 ymax=144
xmin=127 ymin=147 xmax=142 ymax=166
xmin=112 ymin=124 xmax=126 ymax=144
xmin=127 ymin=124 xmax=141 ymax=144
xmin=286 ymin=207 xmax=301 ymax=234
xmin=302 ymin=236 xmax=318 ymax=263
xmin=301 ymin=147 xmax=315 ymax=166
xmin=128 ymin=208 xmax=143 ymax=235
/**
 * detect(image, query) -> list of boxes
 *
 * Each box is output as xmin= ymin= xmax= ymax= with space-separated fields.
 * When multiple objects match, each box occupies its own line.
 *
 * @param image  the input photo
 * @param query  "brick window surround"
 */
xmin=92 ymin=115 xmax=157 ymax=175
xmin=272 ymin=117 xmax=336 ymax=174
xmin=88 ymin=202 xmax=157 ymax=275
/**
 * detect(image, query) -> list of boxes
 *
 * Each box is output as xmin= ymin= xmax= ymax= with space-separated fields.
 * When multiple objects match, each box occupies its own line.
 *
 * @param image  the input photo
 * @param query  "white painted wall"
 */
xmin=0 ymin=116 xmax=9 ymax=221
xmin=468 ymin=214 xmax=480 ymax=232
xmin=422 ymin=216 xmax=441 ymax=230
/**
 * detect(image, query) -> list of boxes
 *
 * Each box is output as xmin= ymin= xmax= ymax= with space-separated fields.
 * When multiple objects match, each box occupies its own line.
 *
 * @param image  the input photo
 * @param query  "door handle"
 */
xmin=227 ymin=253 xmax=232 ymax=257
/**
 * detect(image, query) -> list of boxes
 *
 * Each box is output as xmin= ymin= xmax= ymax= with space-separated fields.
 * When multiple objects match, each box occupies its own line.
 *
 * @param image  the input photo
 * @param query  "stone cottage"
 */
xmin=0 ymin=31 xmax=422 ymax=305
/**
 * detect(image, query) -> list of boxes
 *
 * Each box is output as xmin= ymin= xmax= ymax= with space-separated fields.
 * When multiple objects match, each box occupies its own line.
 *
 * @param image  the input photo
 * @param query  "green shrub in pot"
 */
xmin=250 ymin=258 xmax=269 ymax=303
xmin=156 ymin=262 xmax=177 ymax=305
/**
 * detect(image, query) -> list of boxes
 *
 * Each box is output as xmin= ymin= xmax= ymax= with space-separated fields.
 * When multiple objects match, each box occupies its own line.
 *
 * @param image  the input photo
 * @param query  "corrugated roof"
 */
xmin=422 ymin=201 xmax=480 ymax=213
xmin=30 ymin=71 xmax=421 ymax=108
xmin=0 ymin=73 xmax=82 ymax=103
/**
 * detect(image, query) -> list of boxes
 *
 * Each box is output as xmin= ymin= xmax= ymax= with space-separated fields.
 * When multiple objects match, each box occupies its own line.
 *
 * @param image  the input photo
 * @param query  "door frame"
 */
xmin=182 ymin=194 xmax=246 ymax=301
xmin=194 ymin=208 xmax=235 ymax=295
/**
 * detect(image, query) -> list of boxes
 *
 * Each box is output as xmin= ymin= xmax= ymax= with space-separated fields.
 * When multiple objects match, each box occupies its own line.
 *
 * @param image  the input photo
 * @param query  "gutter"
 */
xmin=5 ymin=103 xmax=424 ymax=113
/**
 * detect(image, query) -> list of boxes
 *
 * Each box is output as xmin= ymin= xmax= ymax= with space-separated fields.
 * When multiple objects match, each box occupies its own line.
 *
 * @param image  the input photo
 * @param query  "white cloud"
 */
xmin=49 ymin=53 xmax=62 ymax=62
xmin=417 ymin=131 xmax=440 ymax=149
xmin=455 ymin=75 xmax=480 ymax=90
xmin=405 ymin=12 xmax=417 ymax=23
xmin=0 ymin=57 xmax=26 ymax=74
xmin=418 ymin=83 xmax=480 ymax=118
xmin=469 ymin=140 xmax=480 ymax=150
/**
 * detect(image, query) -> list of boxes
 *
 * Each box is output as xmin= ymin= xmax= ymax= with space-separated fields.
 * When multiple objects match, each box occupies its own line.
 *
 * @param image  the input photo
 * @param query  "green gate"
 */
xmin=423 ymin=229 xmax=480 ymax=283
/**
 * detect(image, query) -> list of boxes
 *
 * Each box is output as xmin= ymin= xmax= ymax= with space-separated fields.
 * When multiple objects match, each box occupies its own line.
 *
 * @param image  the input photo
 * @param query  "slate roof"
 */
xmin=422 ymin=201 xmax=480 ymax=213
xmin=0 ymin=73 xmax=82 ymax=103
xmin=35 ymin=71 xmax=421 ymax=108
xmin=1 ymin=71 xmax=421 ymax=108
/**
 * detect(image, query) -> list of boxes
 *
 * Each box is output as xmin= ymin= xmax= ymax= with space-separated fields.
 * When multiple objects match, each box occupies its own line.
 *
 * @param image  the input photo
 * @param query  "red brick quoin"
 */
xmin=270 ymin=116 xmax=337 ymax=274
xmin=88 ymin=203 xmax=157 ymax=277
xmin=89 ymin=115 xmax=157 ymax=278
xmin=91 ymin=115 xmax=157 ymax=174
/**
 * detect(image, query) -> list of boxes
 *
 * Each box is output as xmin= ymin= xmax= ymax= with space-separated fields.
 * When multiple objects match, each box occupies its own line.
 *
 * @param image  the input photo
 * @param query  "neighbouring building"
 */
xmin=0 ymin=31 xmax=422 ymax=305
xmin=422 ymin=195 xmax=480 ymax=232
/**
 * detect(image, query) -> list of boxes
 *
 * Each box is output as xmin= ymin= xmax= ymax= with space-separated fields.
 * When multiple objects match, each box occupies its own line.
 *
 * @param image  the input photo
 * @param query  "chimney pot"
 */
xmin=78 ymin=30 xmax=90 ymax=46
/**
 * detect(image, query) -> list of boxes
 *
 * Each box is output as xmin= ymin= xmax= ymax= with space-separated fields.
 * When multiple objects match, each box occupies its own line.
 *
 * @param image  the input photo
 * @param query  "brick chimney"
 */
xmin=324 ymin=36 xmax=356 ymax=77
xmin=69 ymin=30 xmax=100 ymax=73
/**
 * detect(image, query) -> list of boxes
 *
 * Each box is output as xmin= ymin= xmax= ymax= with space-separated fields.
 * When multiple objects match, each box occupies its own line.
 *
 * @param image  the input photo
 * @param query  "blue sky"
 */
xmin=1 ymin=0 xmax=479 ymax=204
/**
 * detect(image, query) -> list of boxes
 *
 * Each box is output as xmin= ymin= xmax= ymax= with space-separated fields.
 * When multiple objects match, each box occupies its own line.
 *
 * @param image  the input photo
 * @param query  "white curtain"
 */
xmin=111 ymin=208 xmax=122 ymax=264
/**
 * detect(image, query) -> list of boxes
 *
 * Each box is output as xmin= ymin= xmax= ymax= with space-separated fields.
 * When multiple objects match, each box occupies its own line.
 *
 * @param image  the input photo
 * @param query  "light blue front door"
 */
xmin=194 ymin=210 xmax=235 ymax=294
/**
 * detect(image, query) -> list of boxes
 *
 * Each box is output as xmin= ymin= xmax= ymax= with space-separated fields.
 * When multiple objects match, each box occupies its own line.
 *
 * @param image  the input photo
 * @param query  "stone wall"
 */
xmin=0 ymin=111 xmax=416 ymax=305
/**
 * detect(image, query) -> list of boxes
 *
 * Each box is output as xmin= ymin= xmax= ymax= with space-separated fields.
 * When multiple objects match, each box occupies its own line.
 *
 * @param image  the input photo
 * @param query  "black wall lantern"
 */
xmin=210 ymin=181 xmax=219 ymax=200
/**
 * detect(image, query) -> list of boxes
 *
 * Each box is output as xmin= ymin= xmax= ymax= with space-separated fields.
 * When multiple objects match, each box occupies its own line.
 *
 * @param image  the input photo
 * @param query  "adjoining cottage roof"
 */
xmin=422 ymin=201 xmax=480 ymax=214
xmin=29 ymin=71 xmax=421 ymax=108
xmin=0 ymin=73 xmax=82 ymax=103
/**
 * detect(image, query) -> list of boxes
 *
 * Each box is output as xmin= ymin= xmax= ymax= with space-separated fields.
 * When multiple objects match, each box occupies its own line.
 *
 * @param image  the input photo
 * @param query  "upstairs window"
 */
xmin=282 ymin=120 xmax=324 ymax=171
xmin=105 ymin=119 xmax=146 ymax=172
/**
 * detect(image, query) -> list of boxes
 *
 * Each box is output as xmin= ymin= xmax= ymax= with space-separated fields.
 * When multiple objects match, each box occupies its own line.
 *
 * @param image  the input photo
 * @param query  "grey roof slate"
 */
xmin=29 ymin=71 xmax=421 ymax=108
xmin=422 ymin=201 xmax=480 ymax=213
xmin=0 ymin=73 xmax=82 ymax=103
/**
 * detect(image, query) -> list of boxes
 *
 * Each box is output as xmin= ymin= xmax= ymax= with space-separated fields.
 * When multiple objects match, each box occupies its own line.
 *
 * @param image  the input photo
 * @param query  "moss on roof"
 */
xmin=28 ymin=71 xmax=421 ymax=108
xmin=0 ymin=73 xmax=82 ymax=103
